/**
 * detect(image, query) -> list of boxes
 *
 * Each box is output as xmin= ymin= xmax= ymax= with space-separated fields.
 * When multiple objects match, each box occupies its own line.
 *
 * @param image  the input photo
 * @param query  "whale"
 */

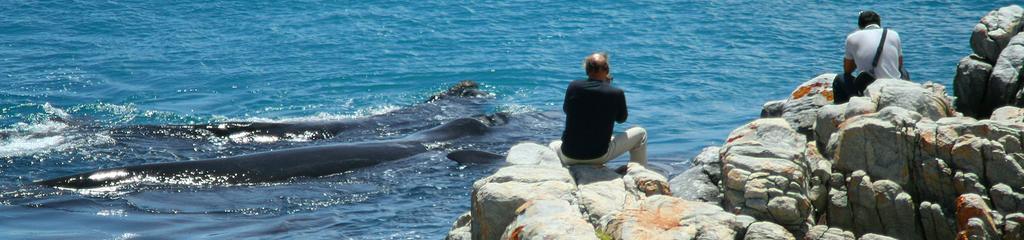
xmin=36 ymin=113 xmax=508 ymax=189
xmin=114 ymin=80 xmax=491 ymax=141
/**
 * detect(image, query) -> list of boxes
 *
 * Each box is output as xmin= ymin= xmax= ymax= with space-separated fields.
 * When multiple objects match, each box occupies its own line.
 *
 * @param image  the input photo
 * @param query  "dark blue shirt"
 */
xmin=560 ymin=79 xmax=628 ymax=159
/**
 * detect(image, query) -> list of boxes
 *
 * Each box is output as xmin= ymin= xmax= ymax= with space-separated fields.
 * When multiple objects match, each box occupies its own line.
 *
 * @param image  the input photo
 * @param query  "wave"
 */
xmin=0 ymin=103 xmax=114 ymax=158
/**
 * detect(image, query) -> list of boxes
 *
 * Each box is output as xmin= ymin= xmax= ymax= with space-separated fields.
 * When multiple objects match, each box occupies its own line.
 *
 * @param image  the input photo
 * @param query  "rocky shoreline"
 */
xmin=446 ymin=5 xmax=1024 ymax=240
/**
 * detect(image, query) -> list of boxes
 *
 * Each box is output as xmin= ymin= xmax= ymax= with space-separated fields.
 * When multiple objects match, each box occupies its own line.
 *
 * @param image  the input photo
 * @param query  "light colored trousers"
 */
xmin=548 ymin=126 xmax=648 ymax=166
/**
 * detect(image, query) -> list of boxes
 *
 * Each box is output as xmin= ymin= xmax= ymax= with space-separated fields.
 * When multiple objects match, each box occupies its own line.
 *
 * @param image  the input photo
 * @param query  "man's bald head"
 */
xmin=583 ymin=52 xmax=610 ymax=80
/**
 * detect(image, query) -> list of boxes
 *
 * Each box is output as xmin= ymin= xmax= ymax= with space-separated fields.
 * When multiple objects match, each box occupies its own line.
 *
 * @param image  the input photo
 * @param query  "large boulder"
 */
xmin=505 ymin=142 xmax=562 ymax=166
xmin=500 ymin=199 xmax=598 ymax=240
xmin=828 ymin=173 xmax=926 ymax=239
xmin=776 ymin=74 xmax=836 ymax=136
xmin=830 ymin=107 xmax=922 ymax=187
xmin=446 ymin=212 xmax=473 ymax=240
xmin=720 ymin=118 xmax=813 ymax=234
xmin=745 ymin=221 xmax=796 ymax=240
xmin=864 ymin=79 xmax=954 ymax=121
xmin=804 ymin=225 xmax=855 ymax=240
xmin=919 ymin=201 xmax=956 ymax=240
xmin=837 ymin=171 xmax=921 ymax=240
xmin=992 ymin=105 xmax=1024 ymax=122
xmin=470 ymin=157 xmax=576 ymax=240
xmin=598 ymin=195 xmax=757 ymax=239
xmin=987 ymin=32 xmax=1024 ymax=111
xmin=623 ymin=162 xmax=672 ymax=199
xmin=570 ymin=165 xmax=632 ymax=224
xmin=955 ymin=194 xmax=1000 ymax=240
xmin=971 ymin=5 xmax=1024 ymax=62
xmin=669 ymin=146 xmax=723 ymax=202
xmin=953 ymin=55 xmax=995 ymax=118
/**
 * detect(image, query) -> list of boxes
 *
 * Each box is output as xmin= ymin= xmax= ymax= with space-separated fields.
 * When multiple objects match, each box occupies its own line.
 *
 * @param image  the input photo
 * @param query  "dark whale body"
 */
xmin=115 ymin=80 xmax=490 ymax=140
xmin=37 ymin=114 xmax=507 ymax=189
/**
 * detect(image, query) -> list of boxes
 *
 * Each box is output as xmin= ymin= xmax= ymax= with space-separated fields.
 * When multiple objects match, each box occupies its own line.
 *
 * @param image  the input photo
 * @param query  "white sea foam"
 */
xmin=226 ymin=104 xmax=402 ymax=123
xmin=0 ymin=104 xmax=114 ymax=158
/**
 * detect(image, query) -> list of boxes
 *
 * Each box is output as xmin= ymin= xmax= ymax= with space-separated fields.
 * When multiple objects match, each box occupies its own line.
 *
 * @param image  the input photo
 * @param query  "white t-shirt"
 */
xmin=844 ymin=24 xmax=902 ymax=79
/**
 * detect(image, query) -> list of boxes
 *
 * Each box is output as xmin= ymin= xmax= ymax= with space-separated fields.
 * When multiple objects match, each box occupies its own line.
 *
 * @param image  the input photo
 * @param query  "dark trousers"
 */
xmin=832 ymin=72 xmax=875 ymax=104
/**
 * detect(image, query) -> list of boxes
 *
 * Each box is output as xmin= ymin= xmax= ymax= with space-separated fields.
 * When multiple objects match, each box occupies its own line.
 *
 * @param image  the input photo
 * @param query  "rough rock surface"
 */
xmin=805 ymin=225 xmax=855 ymax=240
xmin=505 ymin=142 xmax=562 ymax=166
xmin=764 ymin=74 xmax=836 ymax=136
xmin=571 ymin=165 xmax=631 ymax=224
xmin=599 ymin=195 xmax=754 ymax=240
xmin=500 ymin=199 xmax=598 ymax=240
xmin=745 ymin=221 xmax=796 ymax=240
xmin=720 ymin=118 xmax=813 ymax=234
xmin=953 ymin=55 xmax=995 ymax=118
xmin=971 ymin=5 xmax=1024 ymax=62
xmin=864 ymin=79 xmax=954 ymax=121
xmin=992 ymin=105 xmax=1024 ymax=122
xmin=469 ymin=145 xmax=577 ymax=240
xmin=987 ymin=32 xmax=1024 ymax=112
xmin=446 ymin=212 xmax=472 ymax=240
xmin=669 ymin=146 xmax=722 ymax=202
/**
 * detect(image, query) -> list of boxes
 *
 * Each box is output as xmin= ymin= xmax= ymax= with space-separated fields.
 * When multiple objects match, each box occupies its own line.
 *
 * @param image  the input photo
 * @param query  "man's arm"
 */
xmin=616 ymin=91 xmax=627 ymax=123
xmin=844 ymin=58 xmax=857 ymax=75
xmin=843 ymin=35 xmax=856 ymax=75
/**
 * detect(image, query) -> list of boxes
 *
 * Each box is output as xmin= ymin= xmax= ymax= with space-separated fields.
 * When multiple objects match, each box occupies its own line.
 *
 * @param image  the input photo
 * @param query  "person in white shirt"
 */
xmin=833 ymin=11 xmax=907 ymax=104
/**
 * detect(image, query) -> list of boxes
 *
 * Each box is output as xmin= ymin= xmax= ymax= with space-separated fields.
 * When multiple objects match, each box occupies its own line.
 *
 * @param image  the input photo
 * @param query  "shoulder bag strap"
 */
xmin=870 ymin=28 xmax=888 ymax=75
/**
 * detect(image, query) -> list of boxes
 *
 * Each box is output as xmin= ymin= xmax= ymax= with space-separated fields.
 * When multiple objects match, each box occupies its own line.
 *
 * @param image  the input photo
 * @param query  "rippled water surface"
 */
xmin=0 ymin=1 xmax=1016 ymax=239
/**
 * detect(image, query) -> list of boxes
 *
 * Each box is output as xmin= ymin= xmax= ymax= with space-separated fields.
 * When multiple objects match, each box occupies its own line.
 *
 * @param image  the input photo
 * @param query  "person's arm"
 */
xmin=897 ymin=32 xmax=904 ymax=69
xmin=844 ymin=59 xmax=857 ymax=75
xmin=616 ymin=90 xmax=627 ymax=123
xmin=843 ymin=35 xmax=857 ymax=75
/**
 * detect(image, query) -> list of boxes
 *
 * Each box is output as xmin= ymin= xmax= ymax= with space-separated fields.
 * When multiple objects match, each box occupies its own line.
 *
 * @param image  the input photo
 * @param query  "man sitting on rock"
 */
xmin=549 ymin=52 xmax=648 ymax=167
xmin=833 ymin=10 xmax=907 ymax=104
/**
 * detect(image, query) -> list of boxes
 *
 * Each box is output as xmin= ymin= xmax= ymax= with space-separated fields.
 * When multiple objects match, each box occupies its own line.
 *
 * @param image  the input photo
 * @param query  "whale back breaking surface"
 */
xmin=111 ymin=80 xmax=492 ymax=141
xmin=36 ymin=115 xmax=498 ymax=189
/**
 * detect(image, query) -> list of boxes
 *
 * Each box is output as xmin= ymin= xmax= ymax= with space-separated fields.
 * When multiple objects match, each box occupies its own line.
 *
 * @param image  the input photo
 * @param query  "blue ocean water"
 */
xmin=0 ymin=1 xmax=1016 ymax=239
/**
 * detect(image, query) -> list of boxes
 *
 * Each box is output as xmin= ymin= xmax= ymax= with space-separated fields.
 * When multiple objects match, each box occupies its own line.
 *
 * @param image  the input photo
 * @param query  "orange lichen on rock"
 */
xmin=955 ymin=194 xmax=998 ymax=239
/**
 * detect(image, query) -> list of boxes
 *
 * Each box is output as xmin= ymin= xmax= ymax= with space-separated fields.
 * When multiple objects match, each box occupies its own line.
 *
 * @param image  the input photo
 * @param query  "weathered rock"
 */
xmin=858 ymin=233 xmax=898 ymax=240
xmin=744 ymin=221 xmax=796 ymax=240
xmin=505 ymin=142 xmax=561 ymax=166
xmin=805 ymin=225 xmax=855 ymax=240
xmin=623 ymin=162 xmax=672 ymax=199
xmin=991 ymin=184 xmax=1024 ymax=214
xmin=570 ymin=165 xmax=631 ymax=225
xmin=500 ymin=199 xmax=598 ymax=240
xmin=814 ymin=103 xmax=846 ymax=155
xmin=827 ymin=184 xmax=855 ymax=232
xmin=955 ymin=194 xmax=1000 ymax=240
xmin=827 ymin=171 xmax=921 ymax=239
xmin=831 ymin=107 xmax=921 ymax=187
xmin=471 ymin=164 xmax=576 ymax=240
xmin=987 ymin=32 xmax=1024 ymax=111
xmin=805 ymin=142 xmax=832 ymax=217
xmin=920 ymin=201 xmax=956 ymax=240
xmin=845 ymin=97 xmax=878 ymax=119
xmin=1005 ymin=213 xmax=1024 ymax=240
xmin=954 ymin=55 xmax=996 ymax=118
xmin=865 ymin=79 xmax=954 ymax=121
xmin=971 ymin=5 xmax=1024 ymax=62
xmin=599 ymin=195 xmax=752 ymax=239
xmin=763 ymin=100 xmax=786 ymax=118
xmin=992 ymin=106 xmax=1024 ymax=122
xmin=670 ymin=146 xmax=722 ymax=202
xmin=446 ymin=212 xmax=473 ymax=240
xmin=780 ymin=74 xmax=836 ymax=136
xmin=721 ymin=118 xmax=812 ymax=234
